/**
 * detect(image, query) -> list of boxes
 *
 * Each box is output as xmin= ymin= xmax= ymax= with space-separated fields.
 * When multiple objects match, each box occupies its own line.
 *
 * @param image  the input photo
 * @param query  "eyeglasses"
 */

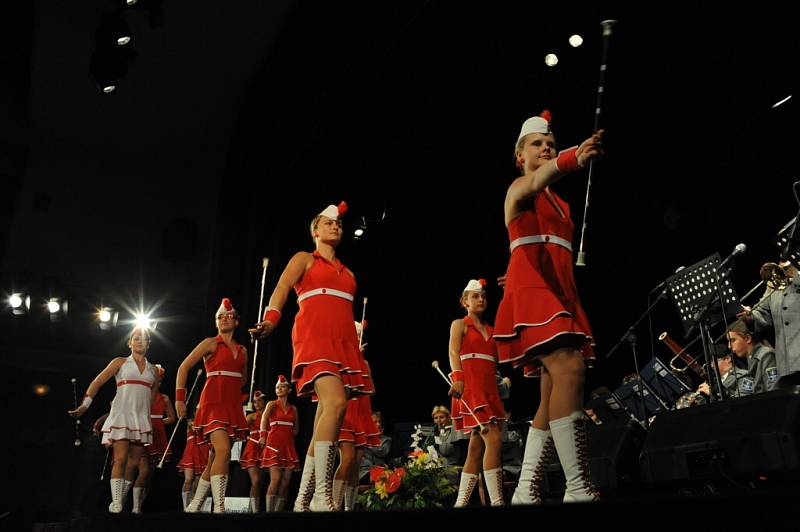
xmin=216 ymin=312 xmax=237 ymax=320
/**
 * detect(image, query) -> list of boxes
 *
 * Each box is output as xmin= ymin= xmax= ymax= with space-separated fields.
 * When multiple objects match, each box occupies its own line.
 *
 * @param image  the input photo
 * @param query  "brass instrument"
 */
xmin=658 ymin=332 xmax=707 ymax=378
xmin=760 ymin=261 xmax=788 ymax=290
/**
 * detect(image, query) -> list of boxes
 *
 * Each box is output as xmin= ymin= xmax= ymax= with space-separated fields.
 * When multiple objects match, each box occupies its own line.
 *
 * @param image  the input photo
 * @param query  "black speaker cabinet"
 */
xmin=641 ymin=386 xmax=800 ymax=483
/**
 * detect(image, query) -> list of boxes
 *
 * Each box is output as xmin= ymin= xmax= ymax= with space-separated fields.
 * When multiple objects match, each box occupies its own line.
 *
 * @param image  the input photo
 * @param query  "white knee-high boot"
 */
xmin=181 ymin=490 xmax=190 ymax=510
xmin=249 ymin=496 xmax=259 ymax=512
xmin=185 ymin=478 xmax=211 ymax=513
xmin=454 ymin=472 xmax=479 ymax=508
xmin=265 ymin=494 xmax=276 ymax=512
xmin=550 ymin=411 xmax=598 ymax=503
xmin=511 ymin=427 xmax=554 ymax=505
xmin=275 ymin=497 xmax=286 ymax=511
xmin=483 ymin=468 xmax=505 ymax=506
xmin=210 ymin=474 xmax=228 ymax=513
xmin=333 ymin=479 xmax=345 ymax=510
xmin=132 ymin=487 xmax=146 ymax=513
xmin=343 ymin=485 xmax=357 ymax=511
xmin=293 ymin=455 xmax=315 ymax=512
xmin=108 ymin=478 xmax=126 ymax=513
xmin=309 ymin=442 xmax=337 ymax=512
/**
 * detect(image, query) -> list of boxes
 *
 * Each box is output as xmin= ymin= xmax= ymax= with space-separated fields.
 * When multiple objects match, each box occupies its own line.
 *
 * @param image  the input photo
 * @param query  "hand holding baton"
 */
xmin=158 ymin=368 xmax=203 ymax=469
xmin=431 ymin=360 xmax=488 ymax=434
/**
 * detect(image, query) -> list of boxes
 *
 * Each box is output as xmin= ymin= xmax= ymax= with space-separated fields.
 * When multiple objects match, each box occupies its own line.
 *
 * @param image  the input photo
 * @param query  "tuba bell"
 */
xmin=760 ymin=262 xmax=788 ymax=290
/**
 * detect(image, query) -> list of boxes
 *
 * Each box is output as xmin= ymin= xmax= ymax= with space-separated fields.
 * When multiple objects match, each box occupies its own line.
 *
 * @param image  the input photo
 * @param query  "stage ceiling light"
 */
xmin=569 ymin=34 xmax=583 ymax=47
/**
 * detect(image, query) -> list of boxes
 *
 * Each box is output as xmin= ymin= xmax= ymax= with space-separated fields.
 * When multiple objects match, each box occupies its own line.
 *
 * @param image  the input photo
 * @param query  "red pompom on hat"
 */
xmin=216 ymin=297 xmax=238 ymax=318
xmin=516 ymin=109 xmax=553 ymax=147
xmin=253 ymin=390 xmax=264 ymax=399
xmin=463 ymin=279 xmax=487 ymax=292
xmin=275 ymin=374 xmax=290 ymax=388
xmin=539 ymin=109 xmax=552 ymax=123
xmin=318 ymin=201 xmax=348 ymax=220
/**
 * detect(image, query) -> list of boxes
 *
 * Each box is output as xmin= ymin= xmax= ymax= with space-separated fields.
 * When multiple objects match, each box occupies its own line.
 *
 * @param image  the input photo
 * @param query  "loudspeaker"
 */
xmin=641 ymin=386 xmax=800 ymax=483
xmin=541 ymin=418 xmax=646 ymax=498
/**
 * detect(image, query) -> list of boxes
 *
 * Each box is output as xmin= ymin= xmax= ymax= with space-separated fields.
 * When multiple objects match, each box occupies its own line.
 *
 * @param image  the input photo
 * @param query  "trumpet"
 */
xmin=760 ymin=261 xmax=788 ymax=290
xmin=658 ymin=332 xmax=706 ymax=378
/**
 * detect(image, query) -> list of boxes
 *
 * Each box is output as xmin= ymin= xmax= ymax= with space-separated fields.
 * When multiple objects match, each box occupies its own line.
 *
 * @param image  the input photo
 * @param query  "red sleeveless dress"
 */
xmin=147 ymin=393 xmax=170 ymax=462
xmin=178 ymin=425 xmax=209 ymax=474
xmin=193 ymin=336 xmax=249 ymax=441
xmin=239 ymin=410 xmax=262 ymax=469
xmin=452 ymin=317 xmax=505 ymax=431
xmin=494 ymin=189 xmax=594 ymax=377
xmin=291 ymin=251 xmax=365 ymax=396
xmin=260 ymin=401 xmax=300 ymax=470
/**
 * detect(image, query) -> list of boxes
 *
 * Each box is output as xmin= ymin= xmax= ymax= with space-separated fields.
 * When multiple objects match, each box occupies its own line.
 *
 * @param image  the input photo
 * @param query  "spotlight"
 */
xmin=544 ymin=53 xmax=559 ymax=67
xmin=126 ymin=0 xmax=138 ymax=5
xmin=47 ymin=298 xmax=61 ymax=314
xmin=32 ymin=384 xmax=51 ymax=397
xmin=9 ymin=293 xmax=31 ymax=314
xmin=98 ymin=306 xmax=120 ymax=330
xmin=89 ymin=14 xmax=137 ymax=94
xmin=569 ymin=34 xmax=584 ymax=47
xmin=134 ymin=313 xmax=155 ymax=330
xmin=354 ymin=228 xmax=364 ymax=237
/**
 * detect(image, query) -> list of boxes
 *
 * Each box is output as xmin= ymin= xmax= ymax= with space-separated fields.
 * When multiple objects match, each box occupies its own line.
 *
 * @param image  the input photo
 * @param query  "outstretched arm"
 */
xmin=68 ymin=358 xmax=126 ymax=417
xmin=175 ymin=338 xmax=215 ymax=418
xmin=249 ymin=252 xmax=311 ymax=340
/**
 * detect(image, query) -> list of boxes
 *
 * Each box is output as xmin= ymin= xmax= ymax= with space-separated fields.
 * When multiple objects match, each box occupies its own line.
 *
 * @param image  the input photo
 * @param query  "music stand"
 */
xmin=639 ymin=357 xmax=692 ymax=408
xmin=664 ymin=253 xmax=741 ymax=335
xmin=664 ymin=253 xmax=741 ymax=401
xmin=612 ymin=378 xmax=664 ymax=423
xmin=587 ymin=393 xmax=633 ymax=425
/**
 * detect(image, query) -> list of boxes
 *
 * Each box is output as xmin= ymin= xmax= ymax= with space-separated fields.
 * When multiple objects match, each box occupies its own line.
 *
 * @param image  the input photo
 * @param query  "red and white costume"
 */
xmin=291 ymin=251 xmax=365 ymax=397
xmin=147 ymin=392 xmax=171 ymax=462
xmin=452 ymin=316 xmax=505 ymax=431
xmin=178 ymin=426 xmax=209 ymax=474
xmin=192 ymin=336 xmax=249 ymax=441
xmin=493 ymin=189 xmax=595 ymax=377
xmin=239 ymin=409 xmax=263 ymax=470
xmin=260 ymin=402 xmax=300 ymax=470
xmin=101 ymin=355 xmax=156 ymax=446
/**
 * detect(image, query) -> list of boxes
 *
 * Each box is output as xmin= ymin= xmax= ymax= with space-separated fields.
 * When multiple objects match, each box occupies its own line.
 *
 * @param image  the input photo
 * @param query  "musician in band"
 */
xmin=696 ymin=349 xmax=752 ymax=400
xmin=726 ymin=320 xmax=779 ymax=393
xmin=740 ymin=261 xmax=800 ymax=385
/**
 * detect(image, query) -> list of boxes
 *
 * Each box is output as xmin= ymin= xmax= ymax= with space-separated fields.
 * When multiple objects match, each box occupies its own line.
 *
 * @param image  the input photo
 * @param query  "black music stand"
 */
xmin=639 ymin=357 xmax=692 ymax=408
xmin=664 ymin=253 xmax=741 ymax=401
xmin=777 ymin=215 xmax=800 ymax=270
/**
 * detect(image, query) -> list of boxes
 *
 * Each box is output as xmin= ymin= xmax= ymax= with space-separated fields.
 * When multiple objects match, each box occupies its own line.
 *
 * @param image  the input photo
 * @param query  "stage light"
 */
xmin=569 ymin=34 xmax=583 ymax=47
xmin=99 ymin=308 xmax=112 ymax=322
xmin=89 ymin=13 xmax=137 ymax=94
xmin=544 ymin=53 xmax=559 ymax=67
xmin=354 ymin=228 xmax=364 ymax=237
xmin=135 ymin=313 xmax=155 ymax=330
xmin=47 ymin=298 xmax=61 ymax=314
xmin=126 ymin=0 xmax=138 ymax=5
xmin=32 ymin=384 xmax=51 ymax=397
xmin=9 ymin=292 xmax=31 ymax=315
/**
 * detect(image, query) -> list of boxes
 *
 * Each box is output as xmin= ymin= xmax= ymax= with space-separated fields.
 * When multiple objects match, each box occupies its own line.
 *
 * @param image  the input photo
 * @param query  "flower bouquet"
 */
xmin=359 ymin=425 xmax=457 ymax=510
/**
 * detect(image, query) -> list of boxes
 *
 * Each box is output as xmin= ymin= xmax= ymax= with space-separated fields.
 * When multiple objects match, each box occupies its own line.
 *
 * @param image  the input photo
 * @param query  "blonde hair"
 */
xmin=309 ymin=214 xmax=344 ymax=243
xmin=431 ymin=405 xmax=450 ymax=418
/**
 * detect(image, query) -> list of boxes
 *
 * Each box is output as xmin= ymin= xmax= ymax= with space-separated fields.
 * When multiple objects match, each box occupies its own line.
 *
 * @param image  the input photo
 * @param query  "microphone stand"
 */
xmin=606 ymin=285 xmax=671 ymax=429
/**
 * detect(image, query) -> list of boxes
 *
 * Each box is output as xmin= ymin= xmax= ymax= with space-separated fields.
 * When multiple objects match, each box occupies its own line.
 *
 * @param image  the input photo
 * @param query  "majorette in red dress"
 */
xmin=291 ymin=251 xmax=365 ymax=396
xmin=192 ymin=336 xmax=249 ymax=441
xmin=260 ymin=402 xmax=300 ymax=470
xmin=451 ymin=316 xmax=505 ymax=431
xmin=239 ymin=409 xmax=262 ymax=469
xmin=178 ymin=426 xmax=209 ymax=474
xmin=493 ymin=189 xmax=594 ymax=377
xmin=147 ymin=392 xmax=171 ymax=462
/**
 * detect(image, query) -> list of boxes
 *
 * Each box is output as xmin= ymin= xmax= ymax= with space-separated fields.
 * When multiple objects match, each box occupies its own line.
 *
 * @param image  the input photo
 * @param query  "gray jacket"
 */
xmin=746 ymin=343 xmax=779 ymax=393
xmin=752 ymin=279 xmax=800 ymax=378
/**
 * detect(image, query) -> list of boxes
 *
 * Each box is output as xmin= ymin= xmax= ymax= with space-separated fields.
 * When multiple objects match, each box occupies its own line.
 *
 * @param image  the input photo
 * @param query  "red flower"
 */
xmin=408 ymin=450 xmax=423 ymax=458
xmin=395 ymin=467 xmax=407 ymax=478
xmin=385 ymin=472 xmax=402 ymax=493
xmin=369 ymin=466 xmax=386 ymax=483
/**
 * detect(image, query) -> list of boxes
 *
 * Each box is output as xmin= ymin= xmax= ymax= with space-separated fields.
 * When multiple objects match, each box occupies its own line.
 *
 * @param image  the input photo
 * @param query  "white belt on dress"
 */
xmin=297 ymin=287 xmax=354 ymax=303
xmin=510 ymin=234 xmax=572 ymax=253
xmin=460 ymin=353 xmax=497 ymax=363
xmin=206 ymin=370 xmax=243 ymax=378
xmin=270 ymin=421 xmax=294 ymax=427
xmin=150 ymin=414 xmax=163 ymax=419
